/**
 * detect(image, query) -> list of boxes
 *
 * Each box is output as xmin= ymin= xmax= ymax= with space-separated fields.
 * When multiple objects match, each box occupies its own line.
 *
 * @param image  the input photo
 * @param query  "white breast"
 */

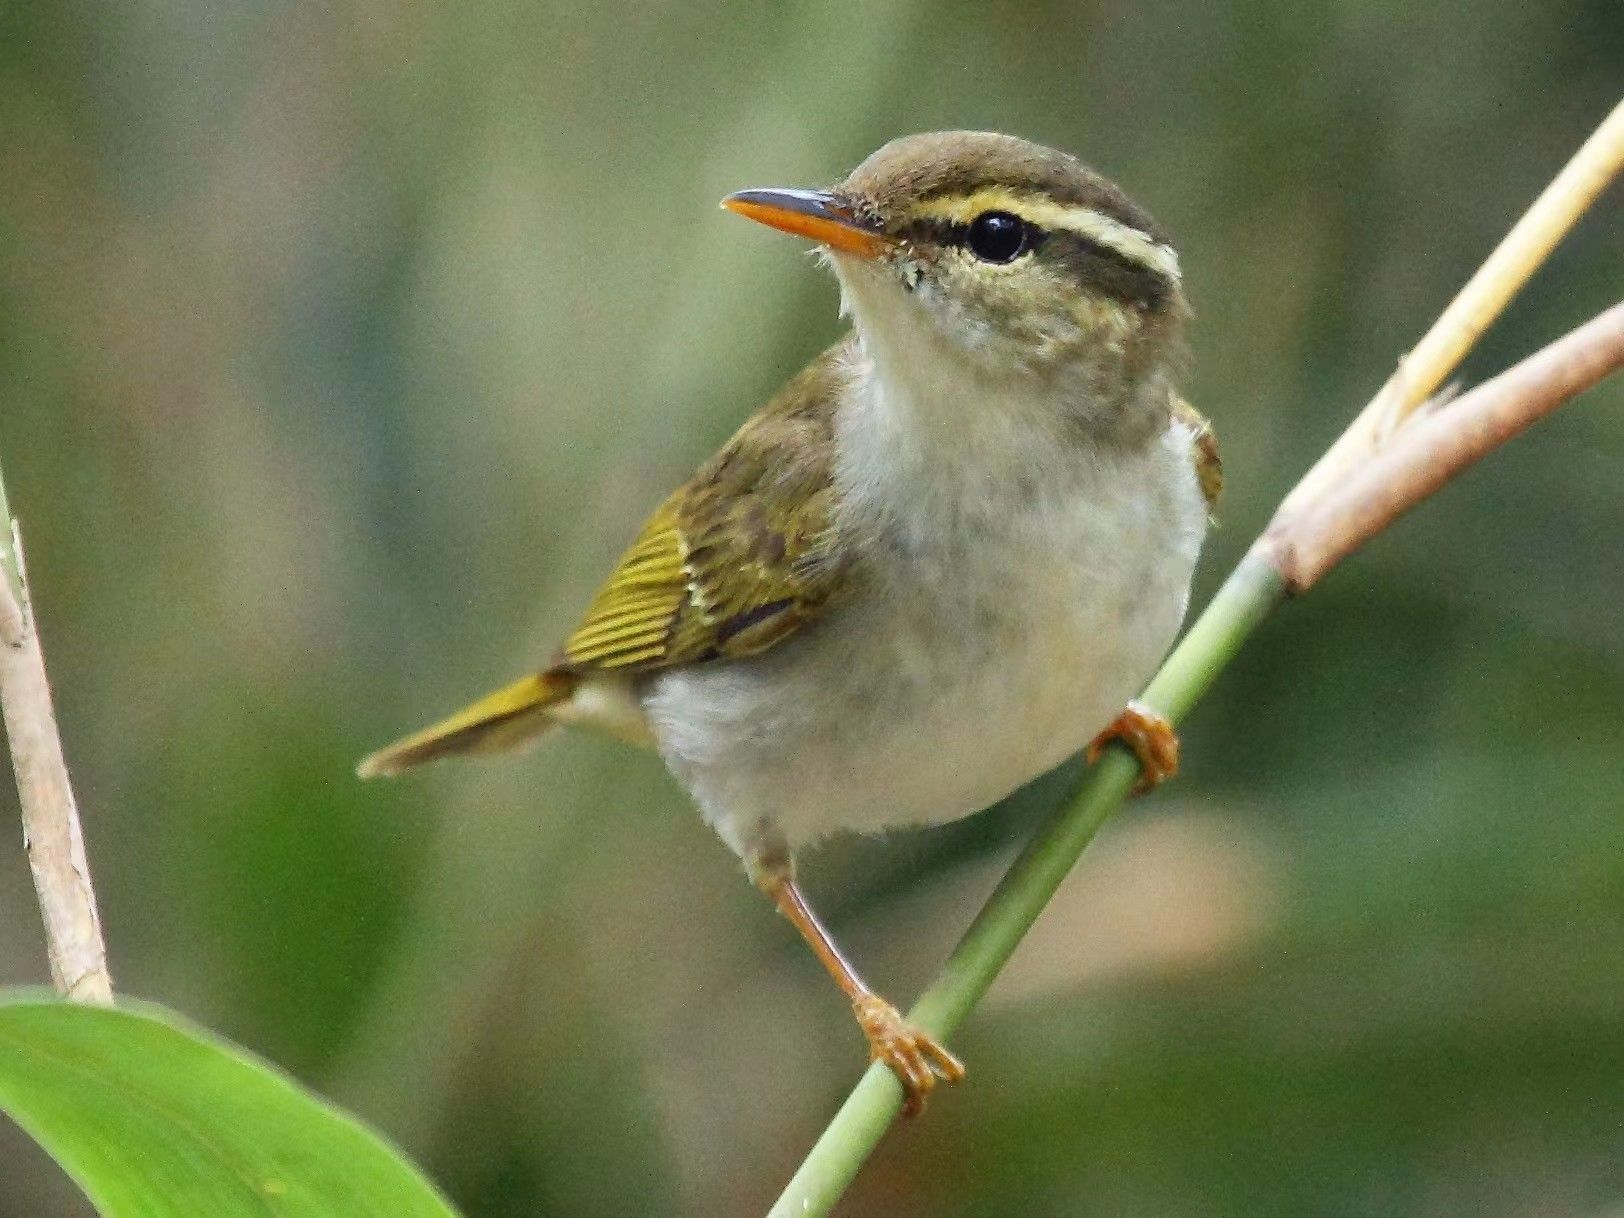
xmin=642 ymin=358 xmax=1208 ymax=864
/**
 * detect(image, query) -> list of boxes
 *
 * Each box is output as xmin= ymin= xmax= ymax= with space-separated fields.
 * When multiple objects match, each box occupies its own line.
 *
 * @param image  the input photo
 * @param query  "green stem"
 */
xmin=767 ymin=553 xmax=1286 ymax=1218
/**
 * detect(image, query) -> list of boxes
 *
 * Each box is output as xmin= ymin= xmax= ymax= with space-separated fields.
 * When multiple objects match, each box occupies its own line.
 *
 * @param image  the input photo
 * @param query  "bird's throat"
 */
xmin=832 ymin=254 xmax=1173 ymax=462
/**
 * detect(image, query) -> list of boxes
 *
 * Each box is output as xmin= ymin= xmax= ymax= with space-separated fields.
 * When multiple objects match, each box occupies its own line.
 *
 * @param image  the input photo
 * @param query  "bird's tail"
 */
xmin=357 ymin=670 xmax=578 ymax=778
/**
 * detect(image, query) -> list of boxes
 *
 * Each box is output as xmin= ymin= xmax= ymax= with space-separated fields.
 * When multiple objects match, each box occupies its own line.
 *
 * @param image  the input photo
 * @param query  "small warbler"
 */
xmin=361 ymin=131 xmax=1220 ymax=1114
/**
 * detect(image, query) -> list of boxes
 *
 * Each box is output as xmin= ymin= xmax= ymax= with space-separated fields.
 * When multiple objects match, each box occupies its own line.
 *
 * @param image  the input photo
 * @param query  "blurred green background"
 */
xmin=2 ymin=2 xmax=1621 ymax=1214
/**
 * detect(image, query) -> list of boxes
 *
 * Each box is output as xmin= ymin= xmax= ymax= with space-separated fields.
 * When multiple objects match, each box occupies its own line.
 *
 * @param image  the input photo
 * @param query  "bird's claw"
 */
xmin=853 ymin=993 xmax=965 ymax=1117
xmin=1087 ymin=700 xmax=1180 ymax=794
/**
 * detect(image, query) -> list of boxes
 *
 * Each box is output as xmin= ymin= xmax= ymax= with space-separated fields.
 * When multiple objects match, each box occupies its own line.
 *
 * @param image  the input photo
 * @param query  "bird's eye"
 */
xmin=966 ymin=211 xmax=1028 ymax=263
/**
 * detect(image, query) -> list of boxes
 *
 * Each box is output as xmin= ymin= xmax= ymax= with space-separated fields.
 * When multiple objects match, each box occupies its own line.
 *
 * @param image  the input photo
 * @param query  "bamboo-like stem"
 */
xmin=0 ymin=458 xmax=113 ymax=1004
xmin=769 ymin=98 xmax=1624 ymax=1218
xmin=1275 ymin=96 xmax=1624 ymax=528
xmin=1263 ymin=300 xmax=1624 ymax=592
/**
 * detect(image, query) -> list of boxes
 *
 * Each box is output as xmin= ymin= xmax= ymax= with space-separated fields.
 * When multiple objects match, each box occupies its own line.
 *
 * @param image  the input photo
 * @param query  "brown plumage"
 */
xmin=358 ymin=344 xmax=1218 ymax=778
xmin=357 ymin=345 xmax=855 ymax=777
xmin=559 ymin=345 xmax=852 ymax=671
xmin=359 ymin=130 xmax=1222 ymax=1113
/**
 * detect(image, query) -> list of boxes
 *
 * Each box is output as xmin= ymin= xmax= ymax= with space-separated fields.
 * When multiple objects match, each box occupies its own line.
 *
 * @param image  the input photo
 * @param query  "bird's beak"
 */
xmin=721 ymin=188 xmax=891 ymax=258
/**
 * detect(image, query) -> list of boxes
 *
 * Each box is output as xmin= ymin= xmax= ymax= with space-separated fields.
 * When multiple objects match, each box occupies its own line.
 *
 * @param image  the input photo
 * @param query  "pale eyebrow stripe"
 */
xmin=1040 ymin=204 xmax=1183 ymax=284
xmin=910 ymin=188 xmax=1182 ymax=284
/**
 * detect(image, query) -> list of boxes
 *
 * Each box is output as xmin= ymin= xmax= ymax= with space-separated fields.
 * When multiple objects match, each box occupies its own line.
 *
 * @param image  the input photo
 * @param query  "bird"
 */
xmin=359 ymin=130 xmax=1221 ymax=1115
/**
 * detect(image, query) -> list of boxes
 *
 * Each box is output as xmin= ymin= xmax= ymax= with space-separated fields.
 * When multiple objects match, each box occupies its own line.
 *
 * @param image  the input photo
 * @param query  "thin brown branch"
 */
xmin=1259 ymin=301 xmax=1624 ymax=593
xmin=0 ymin=471 xmax=113 ymax=1004
xmin=1276 ymin=97 xmax=1624 ymax=527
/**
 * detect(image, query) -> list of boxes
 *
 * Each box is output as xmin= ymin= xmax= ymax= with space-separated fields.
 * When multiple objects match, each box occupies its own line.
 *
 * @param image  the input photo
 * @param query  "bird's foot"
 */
xmin=852 ymin=993 xmax=964 ymax=1117
xmin=1087 ymin=700 xmax=1179 ymax=794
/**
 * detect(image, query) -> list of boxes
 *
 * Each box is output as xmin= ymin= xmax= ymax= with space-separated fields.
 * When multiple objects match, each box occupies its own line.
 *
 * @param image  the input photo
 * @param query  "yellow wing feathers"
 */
xmin=356 ymin=671 xmax=576 ymax=778
xmin=556 ymin=346 xmax=850 ymax=673
xmin=359 ymin=344 xmax=853 ymax=776
xmin=559 ymin=499 xmax=691 ymax=668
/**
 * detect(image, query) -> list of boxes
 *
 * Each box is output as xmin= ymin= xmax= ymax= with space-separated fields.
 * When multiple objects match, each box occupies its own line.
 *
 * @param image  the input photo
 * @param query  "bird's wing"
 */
xmin=556 ymin=345 xmax=852 ymax=674
xmin=1173 ymin=395 xmax=1223 ymax=512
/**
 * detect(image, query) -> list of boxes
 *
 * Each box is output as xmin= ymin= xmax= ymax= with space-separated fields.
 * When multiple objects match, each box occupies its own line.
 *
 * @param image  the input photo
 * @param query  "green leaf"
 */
xmin=0 ymin=992 xmax=459 ymax=1217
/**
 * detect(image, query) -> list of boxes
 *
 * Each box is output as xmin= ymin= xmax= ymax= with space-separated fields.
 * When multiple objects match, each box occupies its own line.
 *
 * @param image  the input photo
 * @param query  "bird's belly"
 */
xmin=643 ymin=449 xmax=1205 ymax=860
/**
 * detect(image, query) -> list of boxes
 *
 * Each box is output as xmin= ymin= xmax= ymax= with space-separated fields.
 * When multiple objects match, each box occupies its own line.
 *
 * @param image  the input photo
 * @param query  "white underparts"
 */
xmin=636 ymin=262 xmax=1209 ymax=861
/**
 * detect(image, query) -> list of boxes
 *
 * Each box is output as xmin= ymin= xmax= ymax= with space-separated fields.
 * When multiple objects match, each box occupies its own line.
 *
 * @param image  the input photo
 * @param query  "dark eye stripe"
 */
xmin=1048 ymin=231 xmax=1171 ymax=310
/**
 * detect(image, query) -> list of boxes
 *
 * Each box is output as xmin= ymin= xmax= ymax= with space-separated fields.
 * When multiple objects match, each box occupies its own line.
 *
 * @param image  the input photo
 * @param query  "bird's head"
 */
xmin=724 ymin=131 xmax=1187 ymax=421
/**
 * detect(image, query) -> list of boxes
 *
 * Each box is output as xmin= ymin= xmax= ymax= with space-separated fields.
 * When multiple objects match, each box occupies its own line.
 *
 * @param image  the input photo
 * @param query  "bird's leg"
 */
xmin=752 ymin=856 xmax=964 ymax=1116
xmin=1087 ymin=699 xmax=1180 ymax=794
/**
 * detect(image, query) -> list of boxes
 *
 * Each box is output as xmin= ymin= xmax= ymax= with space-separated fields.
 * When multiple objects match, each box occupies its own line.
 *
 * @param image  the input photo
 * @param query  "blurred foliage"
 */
xmin=0 ymin=1 xmax=1620 ymax=1214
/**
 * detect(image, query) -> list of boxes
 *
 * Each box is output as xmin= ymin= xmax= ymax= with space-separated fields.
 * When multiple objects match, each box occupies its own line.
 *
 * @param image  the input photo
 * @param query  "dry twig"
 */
xmin=1262 ymin=301 xmax=1624 ymax=591
xmin=1277 ymin=97 xmax=1624 ymax=524
xmin=0 ymin=465 xmax=113 ymax=1004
